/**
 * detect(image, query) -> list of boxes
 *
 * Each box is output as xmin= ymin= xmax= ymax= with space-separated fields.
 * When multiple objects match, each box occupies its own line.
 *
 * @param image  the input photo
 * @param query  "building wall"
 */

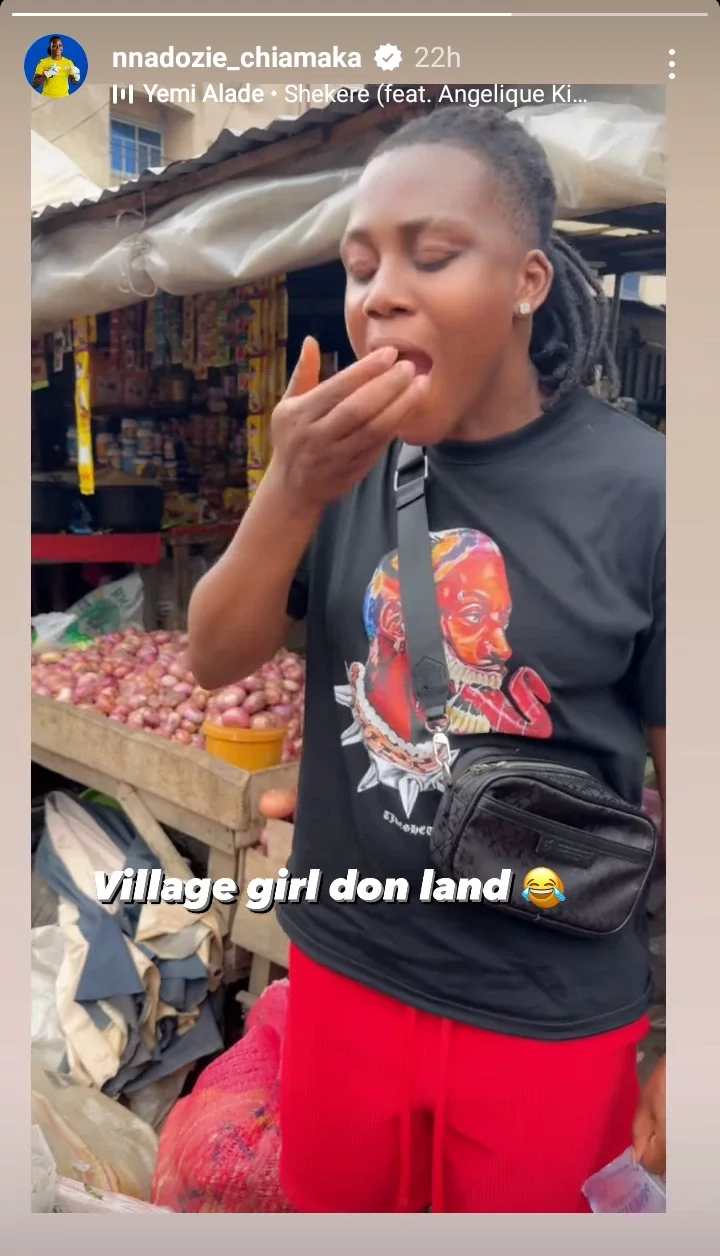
xmin=32 ymin=85 xmax=112 ymax=187
xmin=32 ymin=85 xmax=314 ymax=188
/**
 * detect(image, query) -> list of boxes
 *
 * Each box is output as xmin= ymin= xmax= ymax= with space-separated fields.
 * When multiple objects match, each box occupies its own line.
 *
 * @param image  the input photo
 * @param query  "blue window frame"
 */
xmin=110 ymin=118 xmax=163 ymax=180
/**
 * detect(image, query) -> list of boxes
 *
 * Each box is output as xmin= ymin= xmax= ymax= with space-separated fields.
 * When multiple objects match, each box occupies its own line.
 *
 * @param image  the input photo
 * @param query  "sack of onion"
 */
xmin=31 ymin=630 xmax=305 ymax=763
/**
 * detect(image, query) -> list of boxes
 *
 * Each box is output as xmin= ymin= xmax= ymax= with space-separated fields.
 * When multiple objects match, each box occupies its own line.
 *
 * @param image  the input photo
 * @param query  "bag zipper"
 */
xmin=477 ymin=795 xmax=651 ymax=865
xmin=460 ymin=758 xmax=588 ymax=782
xmin=457 ymin=759 xmax=647 ymax=820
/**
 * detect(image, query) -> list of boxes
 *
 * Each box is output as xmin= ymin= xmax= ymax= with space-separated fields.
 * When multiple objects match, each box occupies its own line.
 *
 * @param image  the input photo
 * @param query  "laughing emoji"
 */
xmin=522 ymin=867 xmax=566 ymax=910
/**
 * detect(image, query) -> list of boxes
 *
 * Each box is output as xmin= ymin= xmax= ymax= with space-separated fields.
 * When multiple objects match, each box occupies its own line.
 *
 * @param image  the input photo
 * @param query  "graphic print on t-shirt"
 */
xmin=334 ymin=528 xmax=553 ymax=819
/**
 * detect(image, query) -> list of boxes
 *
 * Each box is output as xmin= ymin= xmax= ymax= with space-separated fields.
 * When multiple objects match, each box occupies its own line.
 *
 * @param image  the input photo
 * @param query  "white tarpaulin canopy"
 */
xmin=31 ymin=100 xmax=666 ymax=336
xmin=31 ymin=131 xmax=104 ymax=217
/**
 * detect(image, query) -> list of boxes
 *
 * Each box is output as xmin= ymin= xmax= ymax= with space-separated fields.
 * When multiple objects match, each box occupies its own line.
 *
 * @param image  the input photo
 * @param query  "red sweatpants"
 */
xmin=279 ymin=944 xmax=649 ymax=1213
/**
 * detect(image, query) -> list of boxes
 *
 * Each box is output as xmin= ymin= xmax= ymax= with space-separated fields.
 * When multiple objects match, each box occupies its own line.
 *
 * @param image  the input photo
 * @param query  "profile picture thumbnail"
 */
xmin=25 ymin=33 xmax=88 ymax=98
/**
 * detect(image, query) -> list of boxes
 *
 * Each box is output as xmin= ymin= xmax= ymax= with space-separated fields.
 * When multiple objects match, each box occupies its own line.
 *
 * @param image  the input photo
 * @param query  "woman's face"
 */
xmin=50 ymin=38 xmax=63 ymax=58
xmin=342 ymin=143 xmax=552 ymax=444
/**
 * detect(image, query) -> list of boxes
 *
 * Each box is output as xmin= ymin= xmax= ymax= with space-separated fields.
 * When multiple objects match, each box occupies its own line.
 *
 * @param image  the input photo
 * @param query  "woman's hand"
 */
xmin=632 ymin=1053 xmax=665 ymax=1176
xmin=269 ymin=336 xmax=428 ymax=512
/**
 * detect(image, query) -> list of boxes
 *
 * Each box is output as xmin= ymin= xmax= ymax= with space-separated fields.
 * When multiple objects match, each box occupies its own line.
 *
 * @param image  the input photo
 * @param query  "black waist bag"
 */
xmin=394 ymin=444 xmax=658 ymax=939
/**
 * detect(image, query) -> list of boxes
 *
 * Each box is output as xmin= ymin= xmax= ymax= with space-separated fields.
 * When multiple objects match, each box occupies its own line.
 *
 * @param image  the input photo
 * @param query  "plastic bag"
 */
xmin=31 ymin=925 xmax=66 ymax=1072
xmin=582 ymin=1148 xmax=666 ymax=1213
xmin=32 ymin=1125 xmax=58 ymax=1213
xmin=31 ymin=612 xmax=78 ymax=651
xmin=54 ymin=1178 xmax=172 ymax=1213
xmin=31 ymin=1060 xmax=158 ymax=1200
xmin=64 ymin=572 xmax=145 ymax=638
xmin=126 ymin=1067 xmax=194 ymax=1134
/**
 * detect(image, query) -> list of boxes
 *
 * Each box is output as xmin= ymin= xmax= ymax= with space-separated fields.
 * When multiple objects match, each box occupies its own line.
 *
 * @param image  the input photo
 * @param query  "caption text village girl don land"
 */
xmin=95 ymin=867 xmax=515 ymax=915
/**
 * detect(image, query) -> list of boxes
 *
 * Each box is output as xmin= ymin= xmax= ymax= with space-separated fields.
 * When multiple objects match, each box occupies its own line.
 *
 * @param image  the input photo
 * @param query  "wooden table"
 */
xmin=31 ymin=695 xmax=298 ymax=979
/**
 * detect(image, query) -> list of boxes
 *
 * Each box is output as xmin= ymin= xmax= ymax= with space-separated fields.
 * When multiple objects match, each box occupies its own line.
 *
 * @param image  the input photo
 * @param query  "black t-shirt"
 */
xmin=277 ymin=389 xmax=666 ymax=1040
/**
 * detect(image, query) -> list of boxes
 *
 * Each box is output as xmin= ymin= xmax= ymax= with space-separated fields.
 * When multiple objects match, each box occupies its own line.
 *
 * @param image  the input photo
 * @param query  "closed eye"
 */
xmin=346 ymin=269 xmax=375 ymax=285
xmin=415 ymin=255 xmax=458 ymax=273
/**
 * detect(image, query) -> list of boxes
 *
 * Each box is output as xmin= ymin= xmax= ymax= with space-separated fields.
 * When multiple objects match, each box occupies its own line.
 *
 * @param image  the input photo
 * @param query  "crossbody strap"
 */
xmin=394 ymin=443 xmax=453 ymax=776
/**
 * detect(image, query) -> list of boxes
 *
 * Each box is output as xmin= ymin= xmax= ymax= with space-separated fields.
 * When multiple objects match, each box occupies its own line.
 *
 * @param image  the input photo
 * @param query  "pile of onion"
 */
xmin=204 ymin=651 xmax=305 ymax=762
xmin=31 ymin=630 xmax=305 ymax=761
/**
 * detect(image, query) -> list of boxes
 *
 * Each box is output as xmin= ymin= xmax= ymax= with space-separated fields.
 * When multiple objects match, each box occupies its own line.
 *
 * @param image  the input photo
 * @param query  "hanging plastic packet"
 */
xmin=73 ymin=333 xmax=95 ymax=496
xmin=582 ymin=1148 xmax=666 ymax=1213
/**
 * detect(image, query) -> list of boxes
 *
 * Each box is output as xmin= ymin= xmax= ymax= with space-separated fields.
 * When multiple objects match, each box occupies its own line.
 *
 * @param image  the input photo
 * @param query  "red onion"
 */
xmin=242 ymin=691 xmax=267 ymax=716
xmin=269 ymin=704 xmax=294 ymax=724
xmin=240 ymin=675 xmax=264 ymax=694
xmin=262 ymin=685 xmax=284 ymax=706
xmin=32 ymin=634 xmax=306 ymax=762
xmin=216 ymin=687 xmax=244 ymax=710
xmin=219 ymin=707 xmax=251 ymax=729
xmin=178 ymin=704 xmax=204 ymax=727
xmin=250 ymin=713 xmax=279 ymax=731
xmin=280 ymin=661 xmax=304 ymax=682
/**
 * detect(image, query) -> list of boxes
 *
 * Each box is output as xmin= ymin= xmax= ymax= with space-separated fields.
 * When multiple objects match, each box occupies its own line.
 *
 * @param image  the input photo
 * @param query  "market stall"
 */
xmin=31 ymin=274 xmax=289 ymax=626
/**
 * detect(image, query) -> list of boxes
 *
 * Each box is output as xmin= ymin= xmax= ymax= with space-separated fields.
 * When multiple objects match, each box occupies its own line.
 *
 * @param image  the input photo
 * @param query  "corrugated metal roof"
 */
xmin=32 ymin=89 xmax=666 ymax=276
xmin=32 ymin=94 xmax=380 ymax=225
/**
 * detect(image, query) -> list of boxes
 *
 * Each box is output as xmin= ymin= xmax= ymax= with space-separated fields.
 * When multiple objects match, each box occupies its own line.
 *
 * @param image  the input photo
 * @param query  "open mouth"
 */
xmin=530 ymin=887 xmax=555 ymax=898
xmin=396 ymin=350 xmax=434 ymax=377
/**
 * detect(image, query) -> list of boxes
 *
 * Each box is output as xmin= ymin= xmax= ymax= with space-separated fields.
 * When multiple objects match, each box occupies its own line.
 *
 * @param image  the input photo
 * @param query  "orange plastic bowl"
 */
xmin=203 ymin=720 xmax=286 ymax=772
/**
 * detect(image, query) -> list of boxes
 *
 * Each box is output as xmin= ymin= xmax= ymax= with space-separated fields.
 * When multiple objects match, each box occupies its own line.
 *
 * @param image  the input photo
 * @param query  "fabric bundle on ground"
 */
xmin=34 ymin=791 xmax=224 ymax=1097
xmin=152 ymin=979 xmax=291 ymax=1213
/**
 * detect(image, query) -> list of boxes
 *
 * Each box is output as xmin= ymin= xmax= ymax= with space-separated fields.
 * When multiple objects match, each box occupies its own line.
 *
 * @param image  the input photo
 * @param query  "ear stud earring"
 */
xmin=517 ymin=302 xmax=532 ymax=316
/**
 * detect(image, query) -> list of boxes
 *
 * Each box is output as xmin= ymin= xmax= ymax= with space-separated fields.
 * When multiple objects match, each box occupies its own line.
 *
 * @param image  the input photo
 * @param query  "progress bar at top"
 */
xmin=10 ymin=10 xmax=713 ymax=17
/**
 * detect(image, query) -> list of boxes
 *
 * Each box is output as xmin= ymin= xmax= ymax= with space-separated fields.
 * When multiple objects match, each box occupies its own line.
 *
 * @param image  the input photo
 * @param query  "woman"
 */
xmin=188 ymin=105 xmax=666 ymax=1213
xmin=32 ymin=36 xmax=80 ymax=97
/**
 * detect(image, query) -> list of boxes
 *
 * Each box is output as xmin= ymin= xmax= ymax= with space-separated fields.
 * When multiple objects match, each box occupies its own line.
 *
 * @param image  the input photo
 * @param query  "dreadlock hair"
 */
xmin=370 ymin=105 xmax=620 ymax=409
